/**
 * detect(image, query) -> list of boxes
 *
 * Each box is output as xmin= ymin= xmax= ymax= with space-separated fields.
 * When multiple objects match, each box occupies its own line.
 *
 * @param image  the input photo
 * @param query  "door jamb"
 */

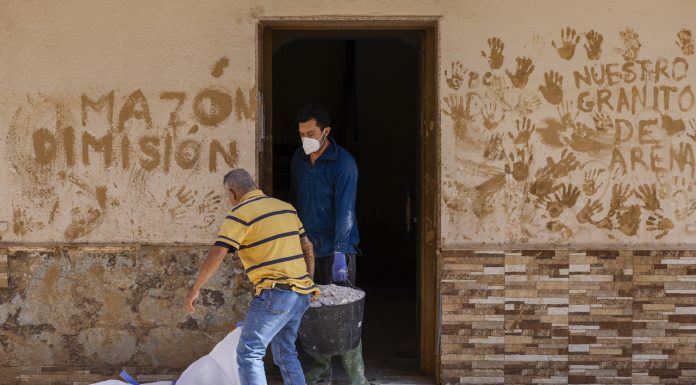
xmin=256 ymin=17 xmax=441 ymax=380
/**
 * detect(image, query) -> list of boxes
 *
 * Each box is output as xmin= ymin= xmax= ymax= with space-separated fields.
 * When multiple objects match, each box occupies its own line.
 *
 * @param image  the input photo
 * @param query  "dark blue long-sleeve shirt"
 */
xmin=290 ymin=138 xmax=359 ymax=258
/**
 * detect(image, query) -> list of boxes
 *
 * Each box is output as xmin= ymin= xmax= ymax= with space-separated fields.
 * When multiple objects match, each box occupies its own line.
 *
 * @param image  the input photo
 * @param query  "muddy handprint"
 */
xmin=445 ymin=61 xmax=467 ymax=90
xmin=635 ymin=183 xmax=660 ymax=211
xmin=481 ymin=37 xmax=505 ymax=70
xmin=592 ymin=112 xmax=613 ymax=132
xmin=558 ymin=101 xmax=579 ymax=130
xmin=543 ymin=198 xmax=564 ymax=218
xmin=545 ymin=149 xmax=580 ymax=178
xmin=530 ymin=168 xmax=561 ymax=198
xmin=509 ymin=93 xmax=542 ymax=117
xmin=686 ymin=118 xmax=696 ymax=141
xmin=552 ymin=27 xmax=581 ymax=60
xmin=443 ymin=95 xmax=472 ymax=125
xmin=676 ymin=28 xmax=694 ymax=56
xmin=609 ymin=183 xmax=632 ymax=216
xmin=64 ymin=206 xmax=104 ymax=240
xmin=594 ymin=216 xmax=613 ymax=230
xmin=554 ymin=183 xmax=580 ymax=208
xmin=504 ymin=149 xmax=533 ymax=181
xmin=676 ymin=197 xmax=696 ymax=221
xmin=473 ymin=190 xmax=497 ymax=219
xmin=617 ymin=28 xmax=641 ymax=62
xmin=539 ymin=71 xmax=563 ymax=106
xmin=617 ymin=205 xmax=641 ymax=236
xmin=488 ymin=75 xmax=509 ymax=95
xmin=582 ymin=168 xmax=605 ymax=196
xmin=483 ymin=133 xmax=505 ymax=161
xmin=577 ymin=199 xmax=603 ymax=224
xmin=646 ymin=213 xmax=674 ymax=240
xmin=161 ymin=186 xmax=196 ymax=221
xmin=443 ymin=94 xmax=476 ymax=142
xmin=197 ymin=190 xmax=224 ymax=228
xmin=546 ymin=221 xmax=573 ymax=238
xmin=506 ymin=57 xmax=535 ymax=89
xmin=12 ymin=208 xmax=35 ymax=237
xmin=481 ymin=103 xmax=504 ymax=130
xmin=584 ymin=30 xmax=604 ymax=60
xmin=509 ymin=117 xmax=534 ymax=145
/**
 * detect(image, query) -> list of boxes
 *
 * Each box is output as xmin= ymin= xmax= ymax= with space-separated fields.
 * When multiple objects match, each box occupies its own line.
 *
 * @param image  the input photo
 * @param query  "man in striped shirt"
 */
xmin=186 ymin=169 xmax=319 ymax=385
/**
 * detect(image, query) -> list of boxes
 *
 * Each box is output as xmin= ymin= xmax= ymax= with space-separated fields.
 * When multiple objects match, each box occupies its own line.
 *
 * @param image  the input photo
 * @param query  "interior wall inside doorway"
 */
xmin=270 ymin=30 xmax=422 ymax=374
xmin=271 ymin=31 xmax=421 ymax=286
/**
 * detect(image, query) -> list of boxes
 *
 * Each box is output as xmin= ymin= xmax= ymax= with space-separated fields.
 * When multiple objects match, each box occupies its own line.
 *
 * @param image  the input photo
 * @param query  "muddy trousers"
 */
xmin=304 ymin=254 xmax=369 ymax=385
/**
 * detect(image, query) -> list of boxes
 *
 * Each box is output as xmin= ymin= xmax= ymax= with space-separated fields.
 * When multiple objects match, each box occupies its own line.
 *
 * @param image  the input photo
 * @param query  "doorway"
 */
xmin=258 ymin=20 xmax=439 ymax=380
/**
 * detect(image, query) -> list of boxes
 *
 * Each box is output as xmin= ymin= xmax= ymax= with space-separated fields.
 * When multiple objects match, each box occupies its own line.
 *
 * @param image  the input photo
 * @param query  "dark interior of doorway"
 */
xmin=270 ymin=30 xmax=422 ymax=378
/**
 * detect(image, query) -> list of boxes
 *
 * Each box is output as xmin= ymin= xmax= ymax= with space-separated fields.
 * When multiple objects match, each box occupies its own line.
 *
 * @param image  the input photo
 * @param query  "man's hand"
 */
xmin=185 ymin=287 xmax=200 ymax=313
xmin=332 ymin=252 xmax=349 ymax=283
xmin=183 ymin=245 xmax=227 ymax=314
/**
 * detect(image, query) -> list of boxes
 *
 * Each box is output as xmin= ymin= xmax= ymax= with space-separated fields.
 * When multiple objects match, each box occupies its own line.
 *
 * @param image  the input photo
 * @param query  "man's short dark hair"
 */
xmin=297 ymin=105 xmax=330 ymax=129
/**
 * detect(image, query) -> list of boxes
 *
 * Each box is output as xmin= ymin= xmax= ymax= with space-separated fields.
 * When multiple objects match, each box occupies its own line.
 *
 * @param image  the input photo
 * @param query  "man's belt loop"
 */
xmin=258 ymin=281 xmax=293 ymax=292
xmin=271 ymin=283 xmax=293 ymax=291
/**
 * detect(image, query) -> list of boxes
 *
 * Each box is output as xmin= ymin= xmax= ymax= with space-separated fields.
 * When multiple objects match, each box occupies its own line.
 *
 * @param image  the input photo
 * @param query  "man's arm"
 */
xmin=334 ymin=158 xmax=358 ymax=253
xmin=300 ymin=236 xmax=315 ymax=278
xmin=185 ymin=246 xmax=229 ymax=312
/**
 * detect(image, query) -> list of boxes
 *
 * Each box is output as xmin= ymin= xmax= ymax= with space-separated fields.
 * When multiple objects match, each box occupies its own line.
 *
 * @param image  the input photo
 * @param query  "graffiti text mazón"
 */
xmin=30 ymin=88 xmax=255 ymax=172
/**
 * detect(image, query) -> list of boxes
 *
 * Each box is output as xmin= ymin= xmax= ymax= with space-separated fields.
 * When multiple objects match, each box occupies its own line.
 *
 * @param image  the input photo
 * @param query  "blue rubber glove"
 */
xmin=120 ymin=370 xmax=141 ymax=385
xmin=332 ymin=252 xmax=349 ymax=283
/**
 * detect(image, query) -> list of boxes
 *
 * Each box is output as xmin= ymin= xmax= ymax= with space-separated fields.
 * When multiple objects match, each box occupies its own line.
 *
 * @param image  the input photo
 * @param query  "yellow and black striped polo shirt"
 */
xmin=214 ymin=189 xmax=319 ymax=297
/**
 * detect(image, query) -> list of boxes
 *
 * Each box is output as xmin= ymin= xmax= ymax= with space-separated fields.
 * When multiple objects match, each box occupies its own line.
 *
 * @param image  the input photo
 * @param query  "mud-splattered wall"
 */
xmin=0 ymin=1 xmax=448 ymax=381
xmin=0 ymin=2 xmax=257 ymax=243
xmin=440 ymin=1 xmax=696 ymax=247
xmin=4 ymin=87 xmax=254 ymax=242
xmin=0 ymin=246 xmax=251 ymax=384
xmin=4 ymin=0 xmax=696 ymax=383
xmin=4 ymin=0 xmax=695 ymax=246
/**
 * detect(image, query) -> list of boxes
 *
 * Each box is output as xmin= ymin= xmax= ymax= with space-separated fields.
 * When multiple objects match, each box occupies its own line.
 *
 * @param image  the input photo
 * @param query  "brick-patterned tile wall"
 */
xmin=440 ymin=250 xmax=696 ymax=385
xmin=0 ymin=251 xmax=7 ymax=288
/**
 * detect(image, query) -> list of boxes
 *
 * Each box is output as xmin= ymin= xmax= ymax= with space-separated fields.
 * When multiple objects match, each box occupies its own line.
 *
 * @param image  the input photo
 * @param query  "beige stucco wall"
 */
xmin=2 ymin=0 xmax=696 ymax=244
xmin=0 ymin=0 xmax=260 ymax=243
xmin=5 ymin=0 xmax=696 ymax=382
xmin=440 ymin=0 xmax=696 ymax=248
xmin=0 ymin=0 xmax=439 ymax=244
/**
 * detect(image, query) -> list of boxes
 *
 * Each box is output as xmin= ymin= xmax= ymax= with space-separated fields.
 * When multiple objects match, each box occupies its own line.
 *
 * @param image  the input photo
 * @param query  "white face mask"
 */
xmin=302 ymin=131 xmax=326 ymax=155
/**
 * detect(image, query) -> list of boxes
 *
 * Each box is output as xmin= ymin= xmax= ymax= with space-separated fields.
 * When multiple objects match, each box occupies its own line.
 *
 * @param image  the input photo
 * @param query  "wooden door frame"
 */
xmin=256 ymin=17 xmax=441 ymax=380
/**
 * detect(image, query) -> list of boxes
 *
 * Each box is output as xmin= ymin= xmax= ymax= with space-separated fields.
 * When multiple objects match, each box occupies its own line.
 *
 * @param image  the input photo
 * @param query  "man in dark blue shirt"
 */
xmin=290 ymin=105 xmax=368 ymax=385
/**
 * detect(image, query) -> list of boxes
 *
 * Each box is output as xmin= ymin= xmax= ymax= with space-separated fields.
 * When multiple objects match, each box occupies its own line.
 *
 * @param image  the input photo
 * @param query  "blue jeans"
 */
xmin=237 ymin=288 xmax=310 ymax=385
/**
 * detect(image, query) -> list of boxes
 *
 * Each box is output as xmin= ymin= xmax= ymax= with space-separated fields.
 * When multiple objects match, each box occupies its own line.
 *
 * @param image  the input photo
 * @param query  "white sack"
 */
xmin=91 ymin=381 xmax=172 ymax=385
xmin=92 ymin=327 xmax=242 ymax=385
xmin=176 ymin=326 xmax=242 ymax=385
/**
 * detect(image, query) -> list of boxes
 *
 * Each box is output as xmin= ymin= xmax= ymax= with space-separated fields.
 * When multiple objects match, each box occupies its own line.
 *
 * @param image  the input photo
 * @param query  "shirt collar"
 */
xmin=239 ymin=189 xmax=266 ymax=202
